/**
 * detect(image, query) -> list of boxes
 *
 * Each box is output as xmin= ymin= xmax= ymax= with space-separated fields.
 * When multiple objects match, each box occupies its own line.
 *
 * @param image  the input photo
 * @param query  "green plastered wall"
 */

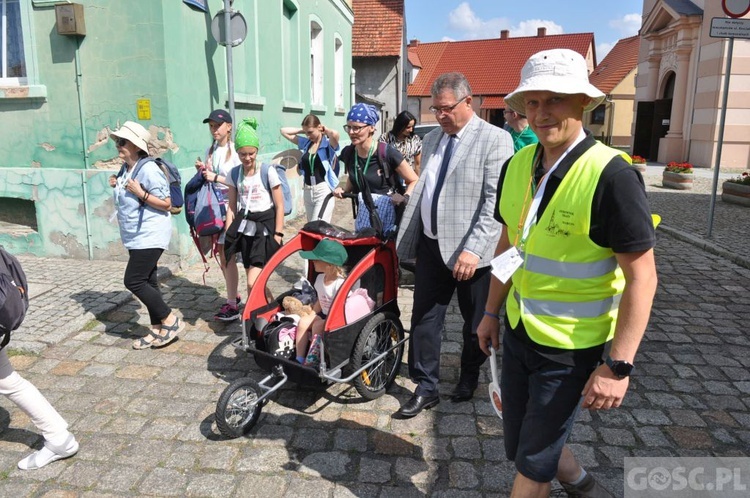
xmin=0 ymin=0 xmax=354 ymax=261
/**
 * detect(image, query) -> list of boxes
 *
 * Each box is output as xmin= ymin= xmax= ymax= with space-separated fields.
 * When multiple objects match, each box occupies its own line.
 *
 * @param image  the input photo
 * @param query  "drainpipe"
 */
xmin=75 ymin=36 xmax=94 ymax=260
xmin=605 ymin=96 xmax=615 ymax=147
xmin=350 ymin=68 xmax=356 ymax=108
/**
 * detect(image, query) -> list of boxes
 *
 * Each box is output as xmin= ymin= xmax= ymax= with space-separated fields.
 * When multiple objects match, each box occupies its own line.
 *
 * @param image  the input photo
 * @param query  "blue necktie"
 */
xmin=431 ymin=134 xmax=456 ymax=235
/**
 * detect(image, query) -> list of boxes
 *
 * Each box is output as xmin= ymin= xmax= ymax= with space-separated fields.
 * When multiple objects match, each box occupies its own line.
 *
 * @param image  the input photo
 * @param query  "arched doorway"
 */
xmin=650 ymin=72 xmax=675 ymax=160
xmin=633 ymin=71 xmax=675 ymax=160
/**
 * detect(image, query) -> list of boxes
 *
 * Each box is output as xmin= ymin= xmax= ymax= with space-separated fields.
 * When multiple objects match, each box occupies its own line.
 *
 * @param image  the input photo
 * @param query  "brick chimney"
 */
xmin=537 ymin=27 xmax=546 ymax=37
xmin=408 ymin=39 xmax=420 ymax=47
xmin=500 ymin=30 xmax=509 ymax=39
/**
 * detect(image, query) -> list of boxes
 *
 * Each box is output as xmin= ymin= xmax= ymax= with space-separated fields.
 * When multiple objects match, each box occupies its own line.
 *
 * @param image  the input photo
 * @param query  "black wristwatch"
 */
xmin=274 ymin=232 xmax=284 ymax=237
xmin=605 ymin=356 xmax=634 ymax=379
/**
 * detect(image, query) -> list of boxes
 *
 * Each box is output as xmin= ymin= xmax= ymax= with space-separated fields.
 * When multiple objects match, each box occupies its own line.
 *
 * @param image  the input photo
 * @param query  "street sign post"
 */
xmin=210 ymin=2 xmax=247 ymax=123
xmin=706 ymin=16 xmax=748 ymax=237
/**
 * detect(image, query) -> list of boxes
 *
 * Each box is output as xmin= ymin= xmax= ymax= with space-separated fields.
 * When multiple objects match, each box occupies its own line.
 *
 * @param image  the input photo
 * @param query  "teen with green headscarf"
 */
xmin=207 ymin=117 xmax=284 ymax=300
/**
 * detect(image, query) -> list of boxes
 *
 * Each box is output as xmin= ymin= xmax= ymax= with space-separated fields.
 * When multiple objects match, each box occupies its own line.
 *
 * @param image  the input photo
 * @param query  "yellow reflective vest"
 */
xmin=499 ymin=142 xmax=629 ymax=350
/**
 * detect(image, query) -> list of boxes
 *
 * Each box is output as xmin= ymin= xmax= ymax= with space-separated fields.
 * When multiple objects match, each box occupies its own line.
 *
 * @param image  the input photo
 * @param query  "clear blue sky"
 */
xmin=404 ymin=0 xmax=644 ymax=60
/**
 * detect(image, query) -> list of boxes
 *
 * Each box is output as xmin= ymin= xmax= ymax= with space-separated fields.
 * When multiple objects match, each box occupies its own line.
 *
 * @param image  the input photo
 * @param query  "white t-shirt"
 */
xmin=314 ymin=274 xmax=359 ymax=315
xmin=225 ymin=165 xmax=281 ymax=235
xmin=205 ymin=142 xmax=241 ymax=196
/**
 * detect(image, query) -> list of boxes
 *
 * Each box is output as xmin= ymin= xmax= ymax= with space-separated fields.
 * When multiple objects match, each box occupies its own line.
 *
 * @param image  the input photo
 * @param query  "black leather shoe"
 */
xmin=394 ymin=393 xmax=440 ymax=419
xmin=451 ymin=376 xmax=478 ymax=402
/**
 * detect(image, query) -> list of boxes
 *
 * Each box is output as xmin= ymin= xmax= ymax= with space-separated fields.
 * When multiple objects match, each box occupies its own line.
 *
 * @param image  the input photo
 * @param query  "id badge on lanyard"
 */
xmin=491 ymin=137 xmax=579 ymax=284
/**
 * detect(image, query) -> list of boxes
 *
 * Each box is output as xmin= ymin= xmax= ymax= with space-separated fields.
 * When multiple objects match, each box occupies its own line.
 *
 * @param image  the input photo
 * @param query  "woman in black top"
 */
xmin=333 ymin=103 xmax=417 ymax=234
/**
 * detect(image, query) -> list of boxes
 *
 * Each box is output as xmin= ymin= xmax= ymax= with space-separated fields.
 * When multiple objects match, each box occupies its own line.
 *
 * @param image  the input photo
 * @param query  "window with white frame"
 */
xmin=310 ymin=20 xmax=323 ymax=105
xmin=1 ymin=0 xmax=26 ymax=85
xmin=282 ymin=0 xmax=300 ymax=103
xmin=334 ymin=36 xmax=343 ymax=109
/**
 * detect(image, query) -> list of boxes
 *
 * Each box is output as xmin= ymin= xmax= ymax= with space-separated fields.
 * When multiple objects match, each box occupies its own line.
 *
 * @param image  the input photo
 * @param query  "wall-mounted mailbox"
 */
xmin=55 ymin=3 xmax=86 ymax=36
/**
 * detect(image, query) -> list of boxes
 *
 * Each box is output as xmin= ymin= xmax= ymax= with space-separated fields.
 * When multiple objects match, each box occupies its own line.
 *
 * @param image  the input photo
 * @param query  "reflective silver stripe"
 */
xmin=514 ymin=291 xmax=621 ymax=319
xmin=521 ymin=252 xmax=618 ymax=279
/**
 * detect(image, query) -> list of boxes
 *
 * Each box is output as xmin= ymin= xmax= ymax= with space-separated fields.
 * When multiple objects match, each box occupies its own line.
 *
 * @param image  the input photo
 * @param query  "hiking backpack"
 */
xmin=121 ymin=157 xmax=184 ymax=215
xmin=0 ymin=246 xmax=30 ymax=349
xmin=231 ymin=163 xmax=293 ymax=216
xmin=193 ymin=182 xmax=225 ymax=236
xmin=182 ymin=171 xmax=225 ymax=282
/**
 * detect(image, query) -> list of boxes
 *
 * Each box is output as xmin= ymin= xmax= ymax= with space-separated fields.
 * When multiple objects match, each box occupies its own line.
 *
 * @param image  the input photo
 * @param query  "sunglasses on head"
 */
xmin=115 ymin=138 xmax=128 ymax=147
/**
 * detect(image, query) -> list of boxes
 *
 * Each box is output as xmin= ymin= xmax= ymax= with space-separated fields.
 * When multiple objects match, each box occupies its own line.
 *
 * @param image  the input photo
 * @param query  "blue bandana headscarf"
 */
xmin=347 ymin=103 xmax=379 ymax=125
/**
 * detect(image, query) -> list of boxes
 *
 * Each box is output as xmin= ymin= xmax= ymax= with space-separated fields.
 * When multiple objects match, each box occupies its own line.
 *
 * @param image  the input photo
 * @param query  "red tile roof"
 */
xmin=480 ymin=96 xmax=506 ymax=109
xmin=407 ymin=33 xmax=594 ymax=97
xmin=407 ymin=47 xmax=422 ymax=68
xmin=589 ymin=35 xmax=640 ymax=94
xmin=352 ymin=0 xmax=404 ymax=57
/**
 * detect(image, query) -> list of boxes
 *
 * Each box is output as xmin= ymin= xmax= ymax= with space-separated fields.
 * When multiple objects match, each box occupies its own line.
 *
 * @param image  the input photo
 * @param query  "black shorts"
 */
xmin=235 ymin=234 xmax=280 ymax=269
xmin=501 ymin=330 xmax=598 ymax=482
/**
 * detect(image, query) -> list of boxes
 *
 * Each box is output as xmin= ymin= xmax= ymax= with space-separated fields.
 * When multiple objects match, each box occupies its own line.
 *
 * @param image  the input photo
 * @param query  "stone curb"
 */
xmin=658 ymin=223 xmax=750 ymax=270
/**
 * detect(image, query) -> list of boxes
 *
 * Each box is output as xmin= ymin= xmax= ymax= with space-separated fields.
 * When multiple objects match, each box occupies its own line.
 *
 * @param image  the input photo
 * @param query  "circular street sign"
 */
xmin=722 ymin=0 xmax=750 ymax=18
xmin=211 ymin=9 xmax=247 ymax=47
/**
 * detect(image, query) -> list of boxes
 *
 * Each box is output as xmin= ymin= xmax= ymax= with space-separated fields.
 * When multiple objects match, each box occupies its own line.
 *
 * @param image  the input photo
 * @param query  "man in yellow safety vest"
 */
xmin=477 ymin=49 xmax=658 ymax=498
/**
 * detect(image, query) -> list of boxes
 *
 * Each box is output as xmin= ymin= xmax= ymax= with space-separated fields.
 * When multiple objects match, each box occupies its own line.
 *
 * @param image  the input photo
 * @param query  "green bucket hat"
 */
xmin=299 ymin=238 xmax=347 ymax=266
xmin=235 ymin=117 xmax=260 ymax=149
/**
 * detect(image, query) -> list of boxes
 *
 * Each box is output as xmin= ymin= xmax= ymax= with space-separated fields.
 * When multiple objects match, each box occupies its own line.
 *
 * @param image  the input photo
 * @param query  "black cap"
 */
xmin=202 ymin=109 xmax=232 ymax=124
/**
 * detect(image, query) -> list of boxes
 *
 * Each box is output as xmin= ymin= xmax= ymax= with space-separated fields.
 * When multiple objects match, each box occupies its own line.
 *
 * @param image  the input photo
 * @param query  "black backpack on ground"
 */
xmin=0 ymin=246 xmax=29 ymax=349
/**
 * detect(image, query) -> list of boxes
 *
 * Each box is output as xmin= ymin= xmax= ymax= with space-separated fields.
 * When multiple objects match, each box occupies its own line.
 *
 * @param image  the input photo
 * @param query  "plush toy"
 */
xmin=282 ymin=296 xmax=314 ymax=318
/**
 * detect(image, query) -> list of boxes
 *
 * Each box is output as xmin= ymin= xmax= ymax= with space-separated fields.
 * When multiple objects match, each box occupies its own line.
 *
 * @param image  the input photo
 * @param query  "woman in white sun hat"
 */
xmin=109 ymin=121 xmax=184 ymax=349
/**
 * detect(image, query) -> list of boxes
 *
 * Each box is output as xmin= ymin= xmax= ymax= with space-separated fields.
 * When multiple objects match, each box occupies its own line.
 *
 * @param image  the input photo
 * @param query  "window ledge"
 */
xmin=224 ymin=93 xmax=266 ymax=108
xmin=32 ymin=0 xmax=69 ymax=6
xmin=0 ymin=85 xmax=47 ymax=100
xmin=282 ymin=101 xmax=305 ymax=112
xmin=310 ymin=104 xmax=328 ymax=114
xmin=335 ymin=106 xmax=346 ymax=115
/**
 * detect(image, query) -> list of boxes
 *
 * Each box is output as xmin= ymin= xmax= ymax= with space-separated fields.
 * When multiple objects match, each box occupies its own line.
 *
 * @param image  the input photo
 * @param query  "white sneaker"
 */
xmin=18 ymin=433 xmax=79 ymax=470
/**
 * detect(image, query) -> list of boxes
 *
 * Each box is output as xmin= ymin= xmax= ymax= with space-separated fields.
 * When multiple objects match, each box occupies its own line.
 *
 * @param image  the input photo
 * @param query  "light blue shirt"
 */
xmin=298 ymin=136 xmax=340 ymax=190
xmin=114 ymin=159 xmax=172 ymax=250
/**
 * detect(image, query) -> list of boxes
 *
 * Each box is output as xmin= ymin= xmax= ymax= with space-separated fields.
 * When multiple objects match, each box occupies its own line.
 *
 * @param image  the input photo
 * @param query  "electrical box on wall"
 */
xmin=55 ymin=3 xmax=86 ymax=36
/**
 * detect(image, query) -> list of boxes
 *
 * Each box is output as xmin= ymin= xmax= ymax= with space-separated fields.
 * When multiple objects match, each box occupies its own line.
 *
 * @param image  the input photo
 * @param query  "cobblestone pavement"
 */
xmin=1 ymin=173 xmax=749 ymax=497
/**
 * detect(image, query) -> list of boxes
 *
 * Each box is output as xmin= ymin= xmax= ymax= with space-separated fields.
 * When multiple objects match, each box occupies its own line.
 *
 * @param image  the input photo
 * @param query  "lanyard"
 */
xmin=514 ymin=139 xmax=580 ymax=248
xmin=353 ymin=140 xmax=376 ymax=186
xmin=238 ymin=165 xmax=255 ymax=214
xmin=308 ymin=152 xmax=317 ymax=177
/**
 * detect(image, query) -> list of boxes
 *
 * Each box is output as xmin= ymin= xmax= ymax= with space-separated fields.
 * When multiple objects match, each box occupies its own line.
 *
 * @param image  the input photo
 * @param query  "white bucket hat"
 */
xmin=111 ymin=121 xmax=151 ymax=155
xmin=504 ymin=49 xmax=605 ymax=114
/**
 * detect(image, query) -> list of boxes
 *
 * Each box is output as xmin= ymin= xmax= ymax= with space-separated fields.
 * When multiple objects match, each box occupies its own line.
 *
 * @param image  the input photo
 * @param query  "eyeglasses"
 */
xmin=343 ymin=124 xmax=368 ymax=134
xmin=429 ymin=96 xmax=468 ymax=115
xmin=115 ymin=138 xmax=128 ymax=147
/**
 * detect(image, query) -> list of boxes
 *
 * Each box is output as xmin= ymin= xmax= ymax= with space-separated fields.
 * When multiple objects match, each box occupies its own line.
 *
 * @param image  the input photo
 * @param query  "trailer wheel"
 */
xmin=215 ymin=377 xmax=263 ymax=438
xmin=348 ymin=312 xmax=404 ymax=400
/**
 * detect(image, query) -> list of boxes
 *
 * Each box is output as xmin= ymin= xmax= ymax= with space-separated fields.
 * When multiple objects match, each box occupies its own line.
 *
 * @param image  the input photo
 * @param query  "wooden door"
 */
xmin=633 ymin=101 xmax=654 ymax=159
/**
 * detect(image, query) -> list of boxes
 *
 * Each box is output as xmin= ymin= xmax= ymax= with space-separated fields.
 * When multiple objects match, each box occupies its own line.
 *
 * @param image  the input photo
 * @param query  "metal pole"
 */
xmin=224 ymin=0 xmax=235 ymax=122
xmin=707 ymin=37 xmax=733 ymax=239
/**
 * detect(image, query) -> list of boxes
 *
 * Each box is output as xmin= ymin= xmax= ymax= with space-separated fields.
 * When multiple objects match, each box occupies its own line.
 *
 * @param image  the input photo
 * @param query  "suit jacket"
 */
xmin=396 ymin=114 xmax=513 ymax=269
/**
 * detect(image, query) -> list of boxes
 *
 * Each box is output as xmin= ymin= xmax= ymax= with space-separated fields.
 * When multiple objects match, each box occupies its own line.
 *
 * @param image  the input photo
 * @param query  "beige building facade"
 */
xmin=633 ymin=0 xmax=750 ymax=169
xmin=588 ymin=35 xmax=640 ymax=151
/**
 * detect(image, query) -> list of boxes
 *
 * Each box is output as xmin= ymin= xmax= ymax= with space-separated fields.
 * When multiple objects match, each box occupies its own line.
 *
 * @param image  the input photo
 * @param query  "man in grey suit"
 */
xmin=394 ymin=73 xmax=513 ymax=418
